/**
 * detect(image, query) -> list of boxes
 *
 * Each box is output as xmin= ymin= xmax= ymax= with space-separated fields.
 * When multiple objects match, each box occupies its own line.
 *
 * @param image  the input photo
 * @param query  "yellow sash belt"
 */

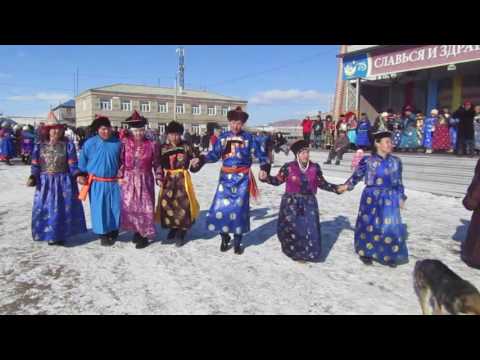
xmin=165 ymin=169 xmax=200 ymax=221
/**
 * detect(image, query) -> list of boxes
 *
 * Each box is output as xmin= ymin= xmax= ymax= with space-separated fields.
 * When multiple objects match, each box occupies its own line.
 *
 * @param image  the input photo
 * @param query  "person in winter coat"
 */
xmin=324 ymin=130 xmax=350 ymax=166
xmin=355 ymin=113 xmax=372 ymax=150
xmin=462 ymin=158 xmax=480 ymax=269
xmin=301 ymin=116 xmax=314 ymax=146
xmin=453 ymin=101 xmax=476 ymax=156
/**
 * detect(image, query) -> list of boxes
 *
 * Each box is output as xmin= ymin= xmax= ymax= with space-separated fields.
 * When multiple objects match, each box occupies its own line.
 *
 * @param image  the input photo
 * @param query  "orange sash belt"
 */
xmin=221 ymin=166 xmax=260 ymax=201
xmin=78 ymin=174 xmax=118 ymax=201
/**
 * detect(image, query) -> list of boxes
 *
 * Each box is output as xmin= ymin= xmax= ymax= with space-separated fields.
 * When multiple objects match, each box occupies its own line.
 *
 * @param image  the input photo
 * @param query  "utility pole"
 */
xmin=76 ymin=67 xmax=79 ymax=96
xmin=173 ymin=76 xmax=178 ymax=121
xmin=355 ymin=77 xmax=361 ymax=117
xmin=176 ymin=47 xmax=185 ymax=93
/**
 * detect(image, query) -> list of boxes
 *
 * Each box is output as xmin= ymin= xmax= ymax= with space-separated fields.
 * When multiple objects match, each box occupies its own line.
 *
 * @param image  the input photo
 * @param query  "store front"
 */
xmin=339 ymin=45 xmax=480 ymax=119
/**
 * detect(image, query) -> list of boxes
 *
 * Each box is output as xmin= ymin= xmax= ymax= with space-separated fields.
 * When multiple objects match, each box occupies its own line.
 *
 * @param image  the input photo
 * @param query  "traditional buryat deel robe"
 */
xmin=262 ymin=161 xmax=338 ymax=262
xmin=347 ymin=119 xmax=357 ymax=145
xmin=391 ymin=118 xmax=403 ymax=148
xmin=21 ymin=130 xmax=35 ymax=159
xmin=416 ymin=116 xmax=425 ymax=147
xmin=78 ymin=135 xmax=121 ymax=235
xmin=202 ymin=130 xmax=269 ymax=235
xmin=422 ymin=117 xmax=437 ymax=149
xmin=449 ymin=116 xmax=459 ymax=150
xmin=345 ymin=154 xmax=408 ymax=265
xmin=356 ymin=119 xmax=371 ymax=148
xmin=462 ymin=159 xmax=480 ymax=268
xmin=155 ymin=141 xmax=200 ymax=231
xmin=31 ymin=140 xmax=87 ymax=241
xmin=118 ymin=137 xmax=159 ymax=239
xmin=474 ymin=115 xmax=480 ymax=151
xmin=432 ymin=120 xmax=451 ymax=151
xmin=0 ymin=128 xmax=15 ymax=161
xmin=399 ymin=115 xmax=418 ymax=149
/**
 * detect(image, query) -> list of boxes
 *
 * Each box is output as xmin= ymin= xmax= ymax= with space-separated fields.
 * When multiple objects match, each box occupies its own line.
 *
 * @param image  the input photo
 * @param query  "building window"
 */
xmin=141 ymin=101 xmax=150 ymax=112
xmin=159 ymin=103 xmax=168 ymax=113
xmin=121 ymin=100 xmax=131 ymax=112
xmin=208 ymin=106 xmax=216 ymax=116
xmin=159 ymin=124 xmax=166 ymax=134
xmin=192 ymin=105 xmax=201 ymax=115
xmin=222 ymin=107 xmax=229 ymax=116
xmin=176 ymin=104 xmax=185 ymax=114
xmin=100 ymin=99 xmax=112 ymax=111
xmin=192 ymin=124 xmax=200 ymax=135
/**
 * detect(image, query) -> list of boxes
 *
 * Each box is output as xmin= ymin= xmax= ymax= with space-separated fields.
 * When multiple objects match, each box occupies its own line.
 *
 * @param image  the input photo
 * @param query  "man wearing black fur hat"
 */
xmin=192 ymin=106 xmax=271 ymax=255
xmin=77 ymin=115 xmax=122 ymax=246
xmin=155 ymin=120 xmax=201 ymax=246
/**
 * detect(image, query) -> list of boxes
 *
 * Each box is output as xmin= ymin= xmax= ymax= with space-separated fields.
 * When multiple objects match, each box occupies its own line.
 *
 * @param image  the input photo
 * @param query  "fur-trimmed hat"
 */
xmin=45 ymin=111 xmax=65 ymax=130
xmin=373 ymin=131 xmax=392 ymax=141
xmin=166 ymin=121 xmax=184 ymax=134
xmin=125 ymin=110 xmax=147 ymax=129
xmin=344 ymin=111 xmax=356 ymax=120
xmin=90 ymin=114 xmax=111 ymax=132
xmin=290 ymin=139 xmax=309 ymax=155
xmin=227 ymin=106 xmax=249 ymax=123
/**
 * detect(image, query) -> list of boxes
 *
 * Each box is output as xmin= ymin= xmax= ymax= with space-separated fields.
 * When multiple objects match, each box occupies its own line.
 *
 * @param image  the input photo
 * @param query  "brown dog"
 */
xmin=414 ymin=259 xmax=480 ymax=315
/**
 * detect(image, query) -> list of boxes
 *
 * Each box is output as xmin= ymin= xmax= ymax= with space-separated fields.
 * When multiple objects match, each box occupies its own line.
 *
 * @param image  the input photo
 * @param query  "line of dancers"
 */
xmin=26 ymin=106 xmax=414 ymax=267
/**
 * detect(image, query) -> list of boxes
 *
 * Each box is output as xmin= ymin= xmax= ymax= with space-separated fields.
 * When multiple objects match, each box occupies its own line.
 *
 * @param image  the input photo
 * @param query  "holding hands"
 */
xmin=77 ymin=176 xmax=87 ymax=185
xmin=190 ymin=157 xmax=200 ymax=169
xmin=337 ymin=184 xmax=348 ymax=194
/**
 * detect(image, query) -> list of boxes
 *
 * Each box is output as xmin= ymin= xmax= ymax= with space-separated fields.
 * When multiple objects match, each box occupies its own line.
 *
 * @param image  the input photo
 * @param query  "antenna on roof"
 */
xmin=176 ymin=47 xmax=185 ymax=94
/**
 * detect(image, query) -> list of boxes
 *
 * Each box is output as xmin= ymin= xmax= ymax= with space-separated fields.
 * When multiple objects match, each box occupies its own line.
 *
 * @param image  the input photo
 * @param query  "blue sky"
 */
xmin=0 ymin=45 xmax=339 ymax=125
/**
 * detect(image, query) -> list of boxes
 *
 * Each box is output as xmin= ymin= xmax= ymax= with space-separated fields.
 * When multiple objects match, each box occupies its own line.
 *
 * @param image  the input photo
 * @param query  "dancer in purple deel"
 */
xmin=259 ymin=140 xmax=342 ymax=263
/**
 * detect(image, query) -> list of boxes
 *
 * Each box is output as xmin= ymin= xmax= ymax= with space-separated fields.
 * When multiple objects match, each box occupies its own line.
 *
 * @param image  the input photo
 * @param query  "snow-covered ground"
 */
xmin=0 ymin=152 xmax=477 ymax=315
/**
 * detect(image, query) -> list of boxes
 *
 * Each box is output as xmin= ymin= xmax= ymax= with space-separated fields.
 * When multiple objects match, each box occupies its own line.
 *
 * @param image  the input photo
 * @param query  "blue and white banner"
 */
xmin=343 ymin=54 xmax=369 ymax=80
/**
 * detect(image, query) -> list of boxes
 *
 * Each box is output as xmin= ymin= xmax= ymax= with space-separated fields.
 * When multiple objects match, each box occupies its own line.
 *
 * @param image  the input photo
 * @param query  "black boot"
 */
xmin=175 ymin=230 xmax=187 ymax=247
xmin=335 ymin=159 xmax=341 ymax=165
xmin=220 ymin=233 xmax=231 ymax=252
xmin=323 ymin=160 xmax=332 ymax=165
xmin=48 ymin=239 xmax=65 ymax=246
xmin=135 ymin=236 xmax=149 ymax=249
xmin=360 ymin=256 xmax=373 ymax=265
xmin=100 ymin=234 xmax=114 ymax=247
xmin=233 ymin=235 xmax=244 ymax=255
xmin=132 ymin=232 xmax=141 ymax=244
xmin=167 ymin=229 xmax=177 ymax=241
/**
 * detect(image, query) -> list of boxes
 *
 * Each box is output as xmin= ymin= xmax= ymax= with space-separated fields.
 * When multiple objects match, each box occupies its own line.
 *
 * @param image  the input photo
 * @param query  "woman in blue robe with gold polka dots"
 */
xmin=195 ymin=106 xmax=270 ymax=255
xmin=339 ymin=131 xmax=408 ymax=267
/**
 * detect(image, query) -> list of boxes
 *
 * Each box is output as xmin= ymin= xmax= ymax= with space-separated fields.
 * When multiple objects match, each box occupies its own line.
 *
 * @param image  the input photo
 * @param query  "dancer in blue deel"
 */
xmin=338 ymin=131 xmax=408 ymax=268
xmin=193 ymin=106 xmax=271 ymax=255
xmin=77 ymin=115 xmax=121 ymax=246
xmin=27 ymin=112 xmax=87 ymax=245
